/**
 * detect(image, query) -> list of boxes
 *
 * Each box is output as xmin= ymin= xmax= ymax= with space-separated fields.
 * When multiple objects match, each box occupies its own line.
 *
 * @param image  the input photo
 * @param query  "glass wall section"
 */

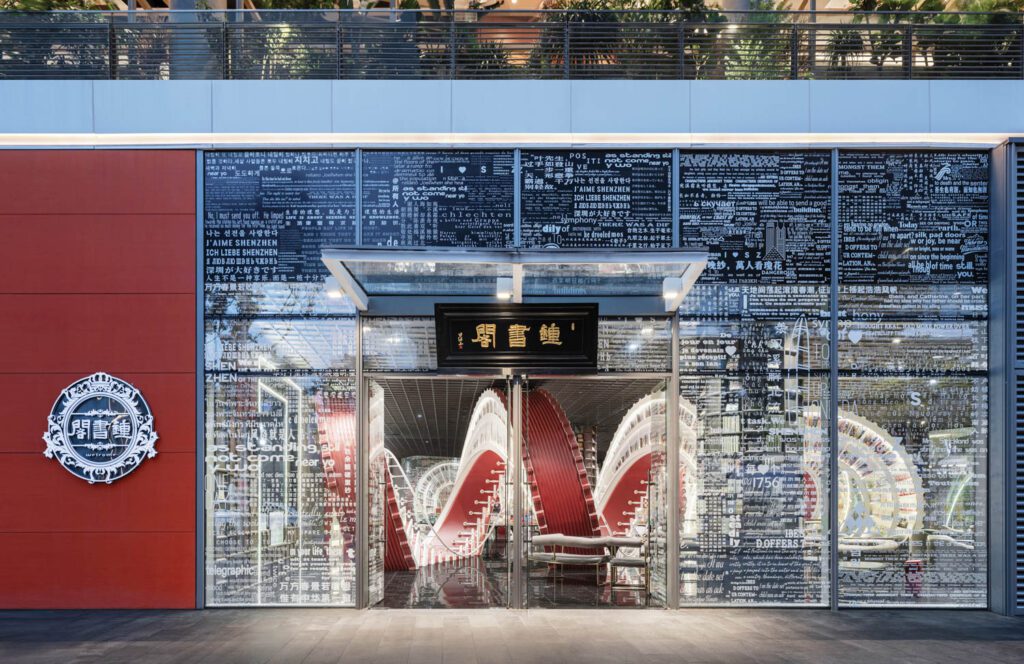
xmin=520 ymin=151 xmax=673 ymax=248
xmin=361 ymin=151 xmax=515 ymax=247
xmin=204 ymin=151 xmax=360 ymax=606
xmin=678 ymin=151 xmax=833 ymax=605
xmin=837 ymin=151 xmax=989 ymax=606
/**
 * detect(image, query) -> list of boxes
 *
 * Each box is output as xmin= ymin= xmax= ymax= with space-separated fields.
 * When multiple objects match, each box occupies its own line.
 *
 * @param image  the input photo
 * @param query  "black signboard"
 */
xmin=435 ymin=304 xmax=598 ymax=372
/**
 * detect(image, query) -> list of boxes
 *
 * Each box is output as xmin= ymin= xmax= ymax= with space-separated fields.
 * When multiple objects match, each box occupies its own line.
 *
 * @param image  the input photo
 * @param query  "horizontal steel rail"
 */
xmin=0 ymin=9 xmax=1023 ymax=80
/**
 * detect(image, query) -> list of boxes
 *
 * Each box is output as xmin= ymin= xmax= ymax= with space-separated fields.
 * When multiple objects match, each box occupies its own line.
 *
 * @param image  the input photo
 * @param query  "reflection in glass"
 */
xmin=836 ymin=378 xmax=987 ymax=606
xmin=344 ymin=260 xmax=514 ymax=296
xmin=205 ymin=282 xmax=357 ymax=318
xmin=837 ymin=151 xmax=988 ymax=606
xmin=678 ymin=373 xmax=831 ymax=605
xmin=205 ymin=318 xmax=357 ymax=373
xmin=597 ymin=317 xmax=672 ymax=373
xmin=521 ymin=262 xmax=689 ymax=297
xmin=525 ymin=378 xmax=669 ymax=608
xmin=205 ymin=374 xmax=357 ymax=606
xmin=368 ymin=379 xmax=511 ymax=608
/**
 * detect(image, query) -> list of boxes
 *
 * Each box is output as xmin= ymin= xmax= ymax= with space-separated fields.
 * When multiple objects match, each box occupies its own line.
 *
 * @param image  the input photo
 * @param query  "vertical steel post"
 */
xmin=355 ymin=148 xmax=363 ymax=246
xmin=667 ymin=314 xmax=681 ymax=608
xmin=829 ymin=147 xmax=840 ymax=611
xmin=223 ymin=22 xmax=230 ymax=80
xmin=563 ymin=16 xmax=570 ymax=79
xmin=790 ymin=25 xmax=799 ymax=80
xmin=672 ymin=149 xmax=681 ymax=248
xmin=903 ymin=25 xmax=913 ymax=79
xmin=356 ymin=316 xmax=368 ymax=608
xmin=677 ymin=19 xmax=686 ymax=80
xmin=504 ymin=376 xmax=514 ymax=604
xmin=509 ymin=375 xmax=525 ymax=608
xmin=514 ymin=148 xmax=522 ymax=248
xmin=987 ymin=141 xmax=1014 ymax=615
xmin=337 ymin=19 xmax=343 ymax=81
xmin=108 ymin=21 xmax=117 ymax=80
xmin=449 ymin=13 xmax=457 ymax=79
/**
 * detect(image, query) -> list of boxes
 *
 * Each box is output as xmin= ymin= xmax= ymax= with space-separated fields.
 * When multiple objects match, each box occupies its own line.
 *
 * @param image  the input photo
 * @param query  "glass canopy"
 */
xmin=321 ymin=247 xmax=707 ymax=313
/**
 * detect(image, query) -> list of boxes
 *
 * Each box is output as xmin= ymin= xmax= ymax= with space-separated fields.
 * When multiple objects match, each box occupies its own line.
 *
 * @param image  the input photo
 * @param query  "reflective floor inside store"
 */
xmin=369 ymin=376 xmax=667 ymax=610
xmin=2 ymin=608 xmax=1022 ymax=663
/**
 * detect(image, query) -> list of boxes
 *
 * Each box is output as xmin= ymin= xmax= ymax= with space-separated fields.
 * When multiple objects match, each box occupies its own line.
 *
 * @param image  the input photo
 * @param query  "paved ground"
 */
xmin=1 ymin=608 xmax=1023 ymax=663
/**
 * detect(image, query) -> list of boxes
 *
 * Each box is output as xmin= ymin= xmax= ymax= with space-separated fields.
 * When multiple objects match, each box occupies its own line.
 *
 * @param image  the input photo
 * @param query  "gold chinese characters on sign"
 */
xmin=463 ymin=321 xmax=571 ymax=349
xmin=472 ymin=323 xmax=497 ymax=348
xmin=436 ymin=304 xmax=596 ymax=370
xmin=508 ymin=324 xmax=530 ymax=348
xmin=539 ymin=323 xmax=562 ymax=346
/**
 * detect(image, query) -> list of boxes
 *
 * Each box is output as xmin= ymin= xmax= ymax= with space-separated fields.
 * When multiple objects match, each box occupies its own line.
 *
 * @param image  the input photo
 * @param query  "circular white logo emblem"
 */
xmin=43 ymin=372 xmax=158 ymax=484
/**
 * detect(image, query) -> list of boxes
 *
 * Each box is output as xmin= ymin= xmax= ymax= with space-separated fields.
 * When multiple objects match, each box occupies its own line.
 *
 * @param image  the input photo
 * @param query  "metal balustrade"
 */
xmin=1 ymin=9 xmax=1023 ymax=80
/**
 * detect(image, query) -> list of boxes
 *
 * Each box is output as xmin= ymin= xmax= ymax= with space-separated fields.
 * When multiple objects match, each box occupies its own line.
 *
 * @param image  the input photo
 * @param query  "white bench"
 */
xmin=529 ymin=534 xmax=648 ymax=597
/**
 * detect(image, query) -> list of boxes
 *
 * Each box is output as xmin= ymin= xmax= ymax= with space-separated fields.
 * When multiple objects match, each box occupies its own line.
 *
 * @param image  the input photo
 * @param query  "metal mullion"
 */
xmin=355 ymin=148 xmax=363 ymax=246
xmin=672 ymin=149 xmax=680 ymax=248
xmin=829 ymin=147 xmax=840 ymax=612
xmin=195 ymin=149 xmax=206 ymax=610
xmin=505 ymin=375 xmax=513 ymax=606
xmin=513 ymin=148 xmax=522 ymax=249
xmin=667 ymin=313 xmax=681 ymax=608
xmin=356 ymin=314 xmax=368 ymax=609
xmin=510 ymin=375 xmax=525 ymax=609
xmin=991 ymin=141 xmax=1015 ymax=615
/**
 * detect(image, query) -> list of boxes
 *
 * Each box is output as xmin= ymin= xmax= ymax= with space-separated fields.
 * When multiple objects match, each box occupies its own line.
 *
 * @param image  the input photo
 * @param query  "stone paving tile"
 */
xmin=1 ymin=609 xmax=1023 ymax=663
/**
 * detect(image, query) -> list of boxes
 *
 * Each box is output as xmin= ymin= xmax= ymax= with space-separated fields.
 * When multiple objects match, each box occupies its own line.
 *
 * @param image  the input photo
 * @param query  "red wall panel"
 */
xmin=0 ymin=294 xmax=195 ymax=374
xmin=0 ymin=149 xmax=197 ymax=609
xmin=0 ymin=214 xmax=195 ymax=294
xmin=0 ymin=533 xmax=195 ymax=609
xmin=0 ymin=373 xmax=196 ymax=454
xmin=0 ymin=454 xmax=196 ymax=533
xmin=0 ymin=150 xmax=195 ymax=215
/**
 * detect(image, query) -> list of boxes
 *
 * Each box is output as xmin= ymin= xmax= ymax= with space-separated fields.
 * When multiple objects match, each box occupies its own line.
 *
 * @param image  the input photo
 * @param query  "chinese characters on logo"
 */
xmin=43 ymin=372 xmax=158 ymax=484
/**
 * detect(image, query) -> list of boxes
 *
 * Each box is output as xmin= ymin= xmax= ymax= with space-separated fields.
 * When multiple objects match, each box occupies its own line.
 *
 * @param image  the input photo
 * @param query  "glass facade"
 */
xmin=203 ymin=148 xmax=990 ymax=608
xmin=836 ymin=152 xmax=988 ymax=606
xmin=678 ymin=151 xmax=833 ymax=605
xmin=204 ymin=152 xmax=360 ymax=606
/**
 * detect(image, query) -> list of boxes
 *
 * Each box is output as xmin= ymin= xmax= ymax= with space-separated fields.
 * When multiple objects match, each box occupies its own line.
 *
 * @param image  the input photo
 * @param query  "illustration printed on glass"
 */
xmin=520 ymin=151 xmax=673 ymax=248
xmin=362 ymin=150 xmax=514 ymax=247
xmin=43 ymin=372 xmax=158 ymax=484
xmin=204 ymin=151 xmax=357 ymax=283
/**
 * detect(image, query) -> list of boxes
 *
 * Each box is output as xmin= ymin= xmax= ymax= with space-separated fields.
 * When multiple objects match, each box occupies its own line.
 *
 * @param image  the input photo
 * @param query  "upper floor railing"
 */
xmin=1 ymin=9 xmax=1023 ymax=81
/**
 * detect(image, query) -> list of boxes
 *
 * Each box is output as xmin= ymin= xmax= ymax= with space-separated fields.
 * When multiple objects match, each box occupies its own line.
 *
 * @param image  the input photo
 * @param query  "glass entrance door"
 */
xmin=366 ymin=376 xmax=514 ymax=609
xmin=518 ymin=376 xmax=670 ymax=608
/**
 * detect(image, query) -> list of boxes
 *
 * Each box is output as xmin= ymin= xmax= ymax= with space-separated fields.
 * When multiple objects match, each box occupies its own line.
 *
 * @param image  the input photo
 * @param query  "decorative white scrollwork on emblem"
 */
xmin=42 ymin=372 xmax=158 ymax=484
